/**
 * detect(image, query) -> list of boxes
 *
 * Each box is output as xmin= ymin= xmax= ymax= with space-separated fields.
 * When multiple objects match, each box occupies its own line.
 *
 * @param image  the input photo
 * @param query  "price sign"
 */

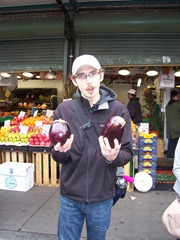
xmin=46 ymin=109 xmax=53 ymax=118
xmin=4 ymin=119 xmax=10 ymax=127
xmin=20 ymin=125 xmax=29 ymax=134
xmin=42 ymin=124 xmax=51 ymax=137
xmin=33 ymin=109 xmax=38 ymax=117
xmin=35 ymin=120 xmax=43 ymax=128
xmin=18 ymin=111 xmax=26 ymax=118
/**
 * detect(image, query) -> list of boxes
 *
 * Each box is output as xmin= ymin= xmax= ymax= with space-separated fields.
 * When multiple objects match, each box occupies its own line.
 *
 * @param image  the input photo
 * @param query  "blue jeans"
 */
xmin=58 ymin=195 xmax=113 ymax=240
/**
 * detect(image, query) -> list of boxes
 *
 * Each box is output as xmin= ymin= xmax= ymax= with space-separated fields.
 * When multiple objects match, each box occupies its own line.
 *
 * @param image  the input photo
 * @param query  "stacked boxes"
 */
xmin=138 ymin=133 xmax=158 ymax=190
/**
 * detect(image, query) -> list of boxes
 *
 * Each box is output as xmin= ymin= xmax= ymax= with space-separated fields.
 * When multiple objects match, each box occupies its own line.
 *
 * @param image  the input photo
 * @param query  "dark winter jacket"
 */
xmin=166 ymin=100 xmax=180 ymax=139
xmin=127 ymin=97 xmax=142 ymax=124
xmin=50 ymin=86 xmax=133 ymax=203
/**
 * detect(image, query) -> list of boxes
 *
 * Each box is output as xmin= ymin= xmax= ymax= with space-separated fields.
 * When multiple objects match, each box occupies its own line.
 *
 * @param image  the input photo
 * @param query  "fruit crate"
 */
xmin=139 ymin=136 xmax=158 ymax=147
xmin=0 ymin=145 xmax=31 ymax=163
xmin=139 ymin=146 xmax=157 ymax=155
xmin=29 ymin=145 xmax=50 ymax=153
xmin=138 ymin=161 xmax=157 ymax=171
xmin=31 ymin=151 xmax=60 ymax=187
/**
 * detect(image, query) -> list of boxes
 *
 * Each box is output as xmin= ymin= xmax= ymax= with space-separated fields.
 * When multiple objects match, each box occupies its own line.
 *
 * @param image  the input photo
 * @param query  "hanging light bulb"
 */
xmin=22 ymin=72 xmax=33 ymax=78
xmin=118 ymin=68 xmax=130 ymax=76
xmin=146 ymin=67 xmax=158 ymax=77
xmin=0 ymin=72 xmax=11 ymax=78
xmin=174 ymin=67 xmax=180 ymax=77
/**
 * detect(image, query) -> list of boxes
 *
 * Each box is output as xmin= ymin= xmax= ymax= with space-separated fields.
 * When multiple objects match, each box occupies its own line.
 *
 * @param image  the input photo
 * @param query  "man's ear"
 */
xmin=71 ymin=76 xmax=78 ymax=86
xmin=100 ymin=71 xmax=104 ymax=83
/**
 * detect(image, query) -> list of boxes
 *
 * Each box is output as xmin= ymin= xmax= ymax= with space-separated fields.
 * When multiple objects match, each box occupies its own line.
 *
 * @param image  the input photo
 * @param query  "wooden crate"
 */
xmin=0 ymin=147 xmax=31 ymax=164
xmin=31 ymin=152 xmax=60 ymax=187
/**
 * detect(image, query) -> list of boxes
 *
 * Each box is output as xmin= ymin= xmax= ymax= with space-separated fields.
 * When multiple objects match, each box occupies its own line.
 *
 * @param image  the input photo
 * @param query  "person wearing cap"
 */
xmin=50 ymin=54 xmax=133 ymax=240
xmin=127 ymin=89 xmax=142 ymax=126
xmin=166 ymin=90 xmax=180 ymax=158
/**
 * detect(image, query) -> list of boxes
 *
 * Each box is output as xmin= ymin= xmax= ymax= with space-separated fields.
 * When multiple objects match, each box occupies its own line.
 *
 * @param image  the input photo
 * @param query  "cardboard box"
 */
xmin=0 ymin=162 xmax=34 ymax=192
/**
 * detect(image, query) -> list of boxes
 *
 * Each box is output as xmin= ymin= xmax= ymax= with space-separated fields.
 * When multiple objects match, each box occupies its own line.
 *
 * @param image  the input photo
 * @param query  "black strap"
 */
xmin=72 ymin=100 xmax=102 ymax=156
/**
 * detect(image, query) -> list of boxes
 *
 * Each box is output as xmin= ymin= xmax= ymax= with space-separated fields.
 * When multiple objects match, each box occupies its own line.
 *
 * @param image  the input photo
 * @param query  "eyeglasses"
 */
xmin=74 ymin=70 xmax=102 ymax=81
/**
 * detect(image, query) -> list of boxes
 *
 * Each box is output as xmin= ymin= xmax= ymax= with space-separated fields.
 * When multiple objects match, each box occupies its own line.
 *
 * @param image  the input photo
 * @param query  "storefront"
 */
xmin=0 ymin=1 xmax=180 ymax=189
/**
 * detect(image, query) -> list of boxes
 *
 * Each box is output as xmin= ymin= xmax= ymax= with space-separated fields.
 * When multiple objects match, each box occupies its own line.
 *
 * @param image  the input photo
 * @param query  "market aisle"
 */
xmin=0 ymin=186 xmax=176 ymax=240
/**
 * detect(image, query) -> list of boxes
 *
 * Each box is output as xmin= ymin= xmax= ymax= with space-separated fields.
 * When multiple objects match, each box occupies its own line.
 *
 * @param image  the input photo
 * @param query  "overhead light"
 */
xmin=137 ymin=78 xmax=142 ymax=87
xmin=118 ymin=68 xmax=130 ymax=76
xmin=146 ymin=67 xmax=158 ymax=77
xmin=0 ymin=72 xmax=11 ymax=78
xmin=174 ymin=67 xmax=180 ymax=77
xmin=23 ymin=72 xmax=33 ymax=78
xmin=45 ymin=68 xmax=56 ymax=79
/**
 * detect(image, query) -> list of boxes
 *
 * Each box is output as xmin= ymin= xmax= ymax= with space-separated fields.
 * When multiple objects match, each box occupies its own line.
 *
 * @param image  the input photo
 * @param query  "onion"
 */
xmin=49 ymin=119 xmax=71 ymax=146
xmin=102 ymin=116 xmax=126 ymax=148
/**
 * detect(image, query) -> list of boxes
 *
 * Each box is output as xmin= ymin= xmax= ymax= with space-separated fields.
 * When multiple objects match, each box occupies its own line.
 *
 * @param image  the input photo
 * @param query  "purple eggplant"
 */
xmin=102 ymin=116 xmax=126 ymax=148
xmin=49 ymin=119 xmax=71 ymax=145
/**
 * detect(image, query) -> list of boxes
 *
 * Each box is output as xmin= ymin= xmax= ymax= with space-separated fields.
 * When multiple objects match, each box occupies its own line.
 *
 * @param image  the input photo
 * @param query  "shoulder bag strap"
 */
xmin=72 ymin=99 xmax=102 ymax=156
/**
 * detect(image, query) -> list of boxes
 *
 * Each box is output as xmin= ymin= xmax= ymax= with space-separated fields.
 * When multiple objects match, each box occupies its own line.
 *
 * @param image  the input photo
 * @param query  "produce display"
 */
xmin=138 ymin=132 xmax=158 ymax=190
xmin=49 ymin=119 xmax=71 ymax=145
xmin=0 ymin=114 xmax=53 ymax=147
xmin=102 ymin=116 xmax=126 ymax=148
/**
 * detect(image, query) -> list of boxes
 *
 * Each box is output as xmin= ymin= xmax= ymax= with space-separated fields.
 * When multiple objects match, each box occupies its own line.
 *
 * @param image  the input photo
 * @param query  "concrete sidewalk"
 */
xmin=0 ymin=186 xmax=176 ymax=240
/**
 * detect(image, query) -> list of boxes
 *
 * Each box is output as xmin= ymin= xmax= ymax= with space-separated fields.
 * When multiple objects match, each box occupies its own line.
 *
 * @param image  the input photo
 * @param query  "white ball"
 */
xmin=134 ymin=172 xmax=153 ymax=192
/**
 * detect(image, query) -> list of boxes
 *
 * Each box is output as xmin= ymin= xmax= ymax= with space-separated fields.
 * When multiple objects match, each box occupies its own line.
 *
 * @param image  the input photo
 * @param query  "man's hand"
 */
xmin=98 ymin=136 xmax=121 ymax=161
xmin=54 ymin=134 xmax=74 ymax=153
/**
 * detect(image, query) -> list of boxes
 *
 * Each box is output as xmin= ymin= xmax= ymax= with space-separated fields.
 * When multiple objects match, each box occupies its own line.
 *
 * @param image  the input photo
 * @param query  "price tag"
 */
xmin=4 ymin=119 xmax=10 ymax=127
xmin=42 ymin=124 xmax=51 ymax=136
xmin=46 ymin=109 xmax=53 ymax=118
xmin=33 ymin=110 xmax=38 ymax=117
xmin=35 ymin=120 xmax=43 ymax=128
xmin=18 ymin=111 xmax=26 ymax=118
xmin=20 ymin=125 xmax=29 ymax=134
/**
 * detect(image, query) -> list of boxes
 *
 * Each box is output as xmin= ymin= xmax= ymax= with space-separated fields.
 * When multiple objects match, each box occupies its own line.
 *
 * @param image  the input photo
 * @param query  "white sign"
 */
xmin=138 ymin=123 xmax=149 ymax=134
xmin=159 ymin=69 xmax=175 ymax=89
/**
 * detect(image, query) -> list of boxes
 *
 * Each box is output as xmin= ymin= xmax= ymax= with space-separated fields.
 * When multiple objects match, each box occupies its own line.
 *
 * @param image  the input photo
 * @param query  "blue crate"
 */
xmin=138 ymin=161 xmax=157 ymax=171
xmin=139 ymin=154 xmax=157 ymax=162
xmin=139 ymin=146 xmax=157 ymax=155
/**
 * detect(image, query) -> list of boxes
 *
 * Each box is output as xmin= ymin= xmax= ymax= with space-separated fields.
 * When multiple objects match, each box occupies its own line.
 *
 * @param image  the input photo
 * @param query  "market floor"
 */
xmin=0 ymin=186 xmax=177 ymax=240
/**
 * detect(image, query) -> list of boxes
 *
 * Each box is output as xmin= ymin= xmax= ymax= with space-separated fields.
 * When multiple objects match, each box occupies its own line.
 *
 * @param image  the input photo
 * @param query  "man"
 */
xmin=127 ymin=89 xmax=142 ymax=126
xmin=166 ymin=90 xmax=180 ymax=158
xmin=50 ymin=54 xmax=133 ymax=240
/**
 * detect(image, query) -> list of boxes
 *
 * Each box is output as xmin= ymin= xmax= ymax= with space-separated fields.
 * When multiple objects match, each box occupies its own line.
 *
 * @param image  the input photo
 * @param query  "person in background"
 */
xmin=127 ymin=89 xmax=142 ymax=126
xmin=173 ymin=137 xmax=180 ymax=240
xmin=166 ymin=90 xmax=180 ymax=158
xmin=50 ymin=54 xmax=133 ymax=240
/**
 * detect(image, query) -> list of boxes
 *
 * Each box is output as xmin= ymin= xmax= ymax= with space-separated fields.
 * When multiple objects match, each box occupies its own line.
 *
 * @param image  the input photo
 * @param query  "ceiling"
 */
xmin=1 ymin=1 xmax=180 ymax=88
xmin=1 ymin=0 xmax=180 ymax=12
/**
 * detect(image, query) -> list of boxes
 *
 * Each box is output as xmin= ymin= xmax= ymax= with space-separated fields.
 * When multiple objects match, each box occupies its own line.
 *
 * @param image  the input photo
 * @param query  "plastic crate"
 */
xmin=139 ymin=154 xmax=157 ymax=162
xmin=0 ymin=144 xmax=7 ymax=151
xmin=139 ymin=146 xmax=157 ymax=155
xmin=138 ymin=161 xmax=157 ymax=171
xmin=6 ymin=145 xmax=29 ymax=152
xmin=139 ymin=136 xmax=158 ymax=147
xmin=29 ymin=145 xmax=50 ymax=153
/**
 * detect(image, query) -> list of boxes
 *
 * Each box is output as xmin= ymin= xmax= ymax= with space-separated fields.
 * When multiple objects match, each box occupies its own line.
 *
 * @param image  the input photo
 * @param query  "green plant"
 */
xmin=143 ymin=89 xmax=163 ymax=137
xmin=62 ymin=77 xmax=76 ymax=100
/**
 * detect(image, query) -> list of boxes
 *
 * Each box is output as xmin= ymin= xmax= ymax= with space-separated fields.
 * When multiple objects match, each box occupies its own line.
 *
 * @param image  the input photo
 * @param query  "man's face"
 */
xmin=127 ymin=93 xmax=132 ymax=99
xmin=71 ymin=65 xmax=104 ymax=105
